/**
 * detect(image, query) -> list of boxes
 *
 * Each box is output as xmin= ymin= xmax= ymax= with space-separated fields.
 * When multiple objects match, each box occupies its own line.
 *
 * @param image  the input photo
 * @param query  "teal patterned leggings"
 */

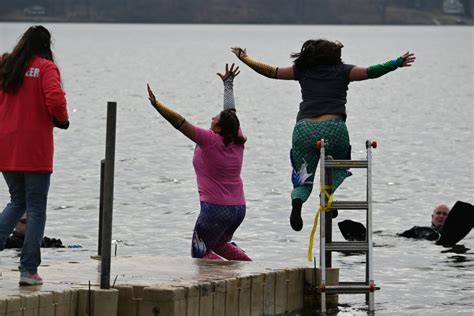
xmin=290 ymin=119 xmax=351 ymax=203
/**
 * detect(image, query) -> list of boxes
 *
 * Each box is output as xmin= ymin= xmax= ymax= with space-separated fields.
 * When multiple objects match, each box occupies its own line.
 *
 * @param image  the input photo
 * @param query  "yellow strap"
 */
xmin=307 ymin=187 xmax=334 ymax=262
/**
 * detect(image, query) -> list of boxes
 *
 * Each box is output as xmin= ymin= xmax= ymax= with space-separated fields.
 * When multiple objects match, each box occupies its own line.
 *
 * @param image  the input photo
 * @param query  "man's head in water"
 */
xmin=431 ymin=204 xmax=450 ymax=231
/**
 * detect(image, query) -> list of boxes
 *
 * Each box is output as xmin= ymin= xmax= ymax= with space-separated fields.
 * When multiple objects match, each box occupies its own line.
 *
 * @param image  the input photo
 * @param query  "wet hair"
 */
xmin=291 ymin=39 xmax=344 ymax=69
xmin=0 ymin=25 xmax=54 ymax=92
xmin=216 ymin=109 xmax=246 ymax=146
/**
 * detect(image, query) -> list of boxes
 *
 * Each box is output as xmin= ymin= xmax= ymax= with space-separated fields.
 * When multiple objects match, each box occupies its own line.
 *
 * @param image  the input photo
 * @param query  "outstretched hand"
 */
xmin=231 ymin=47 xmax=247 ymax=59
xmin=147 ymin=84 xmax=157 ymax=107
xmin=400 ymin=52 xmax=416 ymax=67
xmin=217 ymin=63 xmax=240 ymax=81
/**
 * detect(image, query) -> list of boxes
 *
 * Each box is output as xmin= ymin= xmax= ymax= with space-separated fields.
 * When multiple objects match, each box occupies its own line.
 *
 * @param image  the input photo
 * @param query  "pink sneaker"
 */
xmin=19 ymin=271 xmax=43 ymax=285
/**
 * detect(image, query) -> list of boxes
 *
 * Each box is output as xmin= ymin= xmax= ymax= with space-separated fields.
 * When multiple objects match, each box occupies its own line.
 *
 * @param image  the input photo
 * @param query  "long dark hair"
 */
xmin=0 ymin=25 xmax=54 ymax=93
xmin=216 ymin=109 xmax=246 ymax=146
xmin=291 ymin=39 xmax=343 ymax=69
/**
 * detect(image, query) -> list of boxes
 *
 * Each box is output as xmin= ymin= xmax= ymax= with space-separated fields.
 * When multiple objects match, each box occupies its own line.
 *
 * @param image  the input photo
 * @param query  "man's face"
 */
xmin=432 ymin=206 xmax=449 ymax=227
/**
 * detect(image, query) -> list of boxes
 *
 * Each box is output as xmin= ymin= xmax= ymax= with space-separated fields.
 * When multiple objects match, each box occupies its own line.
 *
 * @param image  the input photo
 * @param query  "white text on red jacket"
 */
xmin=25 ymin=68 xmax=40 ymax=78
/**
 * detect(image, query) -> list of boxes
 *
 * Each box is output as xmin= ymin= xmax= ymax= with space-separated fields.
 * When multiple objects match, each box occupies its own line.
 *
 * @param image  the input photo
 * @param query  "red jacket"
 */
xmin=0 ymin=56 xmax=68 ymax=173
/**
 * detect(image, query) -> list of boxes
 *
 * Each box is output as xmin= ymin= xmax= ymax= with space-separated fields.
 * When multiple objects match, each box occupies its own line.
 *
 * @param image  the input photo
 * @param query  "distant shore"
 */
xmin=1 ymin=4 xmax=473 ymax=25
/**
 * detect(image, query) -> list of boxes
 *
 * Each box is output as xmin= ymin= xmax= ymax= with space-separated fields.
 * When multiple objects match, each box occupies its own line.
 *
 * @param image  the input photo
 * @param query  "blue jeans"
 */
xmin=0 ymin=171 xmax=51 ymax=273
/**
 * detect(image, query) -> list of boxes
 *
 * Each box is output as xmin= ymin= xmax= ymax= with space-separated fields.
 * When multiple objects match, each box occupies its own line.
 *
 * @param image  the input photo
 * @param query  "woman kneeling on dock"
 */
xmin=146 ymin=64 xmax=251 ymax=261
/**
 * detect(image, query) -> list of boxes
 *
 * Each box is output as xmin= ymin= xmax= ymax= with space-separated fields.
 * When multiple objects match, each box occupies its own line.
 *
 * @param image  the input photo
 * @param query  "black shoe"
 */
xmin=290 ymin=199 xmax=303 ymax=231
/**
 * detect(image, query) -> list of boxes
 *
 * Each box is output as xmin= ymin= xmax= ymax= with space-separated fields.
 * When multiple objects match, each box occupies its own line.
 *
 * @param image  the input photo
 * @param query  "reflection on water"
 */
xmin=446 ymin=255 xmax=469 ymax=264
xmin=441 ymin=245 xmax=470 ymax=254
xmin=0 ymin=23 xmax=473 ymax=314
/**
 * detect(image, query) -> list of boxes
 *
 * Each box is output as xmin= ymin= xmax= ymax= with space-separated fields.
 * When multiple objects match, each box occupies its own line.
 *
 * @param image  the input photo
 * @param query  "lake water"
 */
xmin=0 ymin=23 xmax=473 ymax=315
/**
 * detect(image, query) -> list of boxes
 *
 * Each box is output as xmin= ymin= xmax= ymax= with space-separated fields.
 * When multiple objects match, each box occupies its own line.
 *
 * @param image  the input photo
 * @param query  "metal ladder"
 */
xmin=317 ymin=139 xmax=379 ymax=313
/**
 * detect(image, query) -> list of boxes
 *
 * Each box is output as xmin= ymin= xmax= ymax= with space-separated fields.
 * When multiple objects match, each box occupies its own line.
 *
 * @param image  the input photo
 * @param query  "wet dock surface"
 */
xmin=0 ymin=255 xmax=303 ymax=297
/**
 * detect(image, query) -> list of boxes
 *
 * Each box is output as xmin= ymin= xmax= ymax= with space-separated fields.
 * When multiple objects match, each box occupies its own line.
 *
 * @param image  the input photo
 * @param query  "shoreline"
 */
xmin=1 ymin=7 xmax=473 ymax=26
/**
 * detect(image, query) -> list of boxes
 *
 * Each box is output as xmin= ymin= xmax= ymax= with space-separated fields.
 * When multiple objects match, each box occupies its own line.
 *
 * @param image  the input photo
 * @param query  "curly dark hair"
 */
xmin=216 ymin=109 xmax=246 ymax=146
xmin=0 ymin=25 xmax=54 ymax=93
xmin=291 ymin=39 xmax=344 ymax=69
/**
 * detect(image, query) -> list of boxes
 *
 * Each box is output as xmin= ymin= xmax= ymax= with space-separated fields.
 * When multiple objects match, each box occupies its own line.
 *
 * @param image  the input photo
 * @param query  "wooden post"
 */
xmin=100 ymin=101 xmax=117 ymax=289
xmin=98 ymin=159 xmax=105 ymax=256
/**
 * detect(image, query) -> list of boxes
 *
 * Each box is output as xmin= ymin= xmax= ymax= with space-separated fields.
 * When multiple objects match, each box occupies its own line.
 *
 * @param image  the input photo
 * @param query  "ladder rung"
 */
xmin=325 ymin=242 xmax=368 ymax=252
xmin=330 ymin=201 xmax=368 ymax=210
xmin=321 ymin=284 xmax=380 ymax=294
xmin=325 ymin=160 xmax=368 ymax=168
xmin=339 ymin=281 xmax=369 ymax=286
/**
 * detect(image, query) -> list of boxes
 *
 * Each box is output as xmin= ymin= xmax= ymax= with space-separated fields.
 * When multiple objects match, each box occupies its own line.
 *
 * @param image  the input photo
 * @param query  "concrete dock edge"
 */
xmin=0 ymin=264 xmax=340 ymax=315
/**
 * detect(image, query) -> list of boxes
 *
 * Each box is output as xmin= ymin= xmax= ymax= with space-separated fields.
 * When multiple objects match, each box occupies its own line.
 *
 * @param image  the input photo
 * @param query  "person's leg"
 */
xmin=191 ymin=229 xmax=225 ymax=260
xmin=290 ymin=121 xmax=321 ymax=231
xmin=313 ymin=119 xmax=351 ymax=220
xmin=212 ymin=205 xmax=251 ymax=261
xmin=290 ymin=121 xmax=321 ymax=203
xmin=20 ymin=173 xmax=50 ymax=275
xmin=0 ymin=172 xmax=27 ymax=250
xmin=191 ymin=203 xmax=250 ymax=261
xmin=214 ymin=242 xmax=251 ymax=261
xmin=191 ymin=202 xmax=227 ymax=260
xmin=201 ymin=251 xmax=225 ymax=260
xmin=289 ymin=119 xmax=351 ymax=231
xmin=322 ymin=120 xmax=351 ymax=190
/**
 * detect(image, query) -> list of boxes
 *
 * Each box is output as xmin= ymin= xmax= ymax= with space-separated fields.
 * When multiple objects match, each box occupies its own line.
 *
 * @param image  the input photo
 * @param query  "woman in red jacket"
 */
xmin=0 ymin=25 xmax=69 ymax=285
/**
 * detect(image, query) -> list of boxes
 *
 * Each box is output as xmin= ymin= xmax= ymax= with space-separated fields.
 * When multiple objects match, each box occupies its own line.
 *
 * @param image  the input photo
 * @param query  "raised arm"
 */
xmin=349 ymin=52 xmax=416 ymax=81
xmin=147 ymin=84 xmax=196 ymax=142
xmin=231 ymin=47 xmax=294 ymax=80
xmin=217 ymin=63 xmax=240 ymax=111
